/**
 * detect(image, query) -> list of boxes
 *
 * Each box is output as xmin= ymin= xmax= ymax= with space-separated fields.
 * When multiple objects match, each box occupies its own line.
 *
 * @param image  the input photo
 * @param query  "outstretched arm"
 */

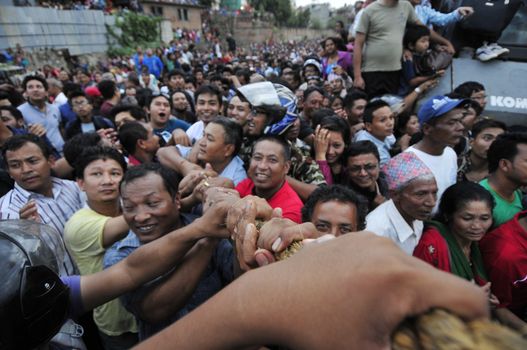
xmin=135 ymin=232 xmax=488 ymax=349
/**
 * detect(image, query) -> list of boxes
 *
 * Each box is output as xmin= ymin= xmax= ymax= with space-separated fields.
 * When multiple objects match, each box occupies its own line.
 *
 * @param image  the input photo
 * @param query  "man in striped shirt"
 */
xmin=0 ymin=134 xmax=84 ymax=275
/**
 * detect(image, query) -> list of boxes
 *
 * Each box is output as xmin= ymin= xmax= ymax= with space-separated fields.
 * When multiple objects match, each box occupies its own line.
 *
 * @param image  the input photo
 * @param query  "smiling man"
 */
xmin=236 ymin=135 xmax=303 ymax=223
xmin=185 ymin=85 xmax=223 ymax=145
xmin=366 ymin=152 xmax=437 ymax=255
xmin=104 ymin=163 xmax=234 ymax=341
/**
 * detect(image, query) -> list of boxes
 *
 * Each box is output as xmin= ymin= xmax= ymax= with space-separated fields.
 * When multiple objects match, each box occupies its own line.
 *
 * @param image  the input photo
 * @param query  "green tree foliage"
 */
xmin=106 ymin=12 xmax=161 ymax=56
xmin=249 ymin=0 xmax=292 ymax=25
xmin=286 ymin=7 xmax=310 ymax=27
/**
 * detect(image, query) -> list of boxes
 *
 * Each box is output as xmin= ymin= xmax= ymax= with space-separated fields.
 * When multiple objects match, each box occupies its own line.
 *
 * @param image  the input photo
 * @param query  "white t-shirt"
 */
xmin=186 ymin=120 xmax=205 ymax=145
xmin=406 ymin=146 xmax=457 ymax=212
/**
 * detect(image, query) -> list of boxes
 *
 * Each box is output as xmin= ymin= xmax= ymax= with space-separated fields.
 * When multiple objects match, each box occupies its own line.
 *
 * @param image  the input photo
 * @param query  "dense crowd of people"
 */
xmin=1 ymin=0 xmax=526 ymax=348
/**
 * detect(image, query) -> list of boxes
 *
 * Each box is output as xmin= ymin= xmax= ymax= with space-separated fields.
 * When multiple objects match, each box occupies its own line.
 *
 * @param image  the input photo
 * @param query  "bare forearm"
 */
xmin=286 ymin=176 xmax=318 ymax=202
xmin=353 ymin=35 xmax=364 ymax=78
xmin=81 ymin=221 xmax=206 ymax=310
xmin=101 ymin=216 xmax=130 ymax=248
xmin=137 ymin=238 xmax=217 ymax=323
xmin=134 ymin=267 xmax=289 ymax=350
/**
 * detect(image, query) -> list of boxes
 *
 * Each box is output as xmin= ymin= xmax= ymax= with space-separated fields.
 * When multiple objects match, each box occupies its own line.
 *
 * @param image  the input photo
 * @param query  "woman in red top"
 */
xmin=414 ymin=181 xmax=527 ymax=332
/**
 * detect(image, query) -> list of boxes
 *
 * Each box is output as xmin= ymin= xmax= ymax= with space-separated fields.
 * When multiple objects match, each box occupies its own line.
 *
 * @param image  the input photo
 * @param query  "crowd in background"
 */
xmin=1 ymin=0 xmax=527 ymax=348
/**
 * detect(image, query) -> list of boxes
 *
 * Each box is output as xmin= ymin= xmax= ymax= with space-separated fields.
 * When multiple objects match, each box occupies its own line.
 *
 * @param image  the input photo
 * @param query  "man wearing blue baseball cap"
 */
xmin=405 ymin=95 xmax=468 ymax=212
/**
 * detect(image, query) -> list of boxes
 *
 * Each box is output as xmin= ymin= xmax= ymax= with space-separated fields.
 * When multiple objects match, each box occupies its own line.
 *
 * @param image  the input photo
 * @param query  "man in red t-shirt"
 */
xmin=236 ymin=135 xmax=303 ymax=223
xmin=480 ymin=211 xmax=527 ymax=320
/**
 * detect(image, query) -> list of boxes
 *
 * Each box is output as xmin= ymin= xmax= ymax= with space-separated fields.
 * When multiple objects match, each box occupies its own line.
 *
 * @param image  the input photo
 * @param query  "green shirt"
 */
xmin=479 ymin=178 xmax=523 ymax=227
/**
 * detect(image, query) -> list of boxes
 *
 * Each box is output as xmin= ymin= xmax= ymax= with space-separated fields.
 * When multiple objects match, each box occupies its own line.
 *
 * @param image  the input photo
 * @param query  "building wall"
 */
xmin=0 ymin=6 xmax=114 ymax=55
xmin=143 ymin=3 xmax=202 ymax=31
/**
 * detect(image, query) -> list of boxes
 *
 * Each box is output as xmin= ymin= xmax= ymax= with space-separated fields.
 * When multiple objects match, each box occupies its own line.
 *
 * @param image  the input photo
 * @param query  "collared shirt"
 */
xmin=354 ymin=130 xmax=395 ymax=166
xmin=365 ymin=199 xmax=424 ymax=255
xmin=0 ymin=177 xmax=84 ymax=275
xmin=17 ymin=102 xmax=64 ymax=153
xmin=52 ymin=92 xmax=68 ymax=107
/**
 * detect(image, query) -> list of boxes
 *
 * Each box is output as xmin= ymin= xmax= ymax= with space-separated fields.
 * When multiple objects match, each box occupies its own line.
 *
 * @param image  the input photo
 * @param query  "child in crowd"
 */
xmin=399 ymin=24 xmax=442 ymax=96
xmin=395 ymin=111 xmax=420 ymax=151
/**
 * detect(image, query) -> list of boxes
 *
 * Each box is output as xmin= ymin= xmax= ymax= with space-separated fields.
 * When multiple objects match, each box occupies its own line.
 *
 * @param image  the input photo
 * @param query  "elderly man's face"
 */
xmin=311 ymin=200 xmax=358 ymax=236
xmin=392 ymin=178 xmax=437 ymax=223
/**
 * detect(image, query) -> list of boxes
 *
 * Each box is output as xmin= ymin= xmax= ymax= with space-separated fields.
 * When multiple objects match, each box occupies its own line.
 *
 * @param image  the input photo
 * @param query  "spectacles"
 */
xmin=348 ymin=163 xmax=378 ymax=174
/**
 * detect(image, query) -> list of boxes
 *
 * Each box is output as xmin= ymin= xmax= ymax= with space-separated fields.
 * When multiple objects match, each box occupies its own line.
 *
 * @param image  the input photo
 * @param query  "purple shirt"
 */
xmin=61 ymin=275 xmax=84 ymax=318
xmin=322 ymin=51 xmax=353 ymax=78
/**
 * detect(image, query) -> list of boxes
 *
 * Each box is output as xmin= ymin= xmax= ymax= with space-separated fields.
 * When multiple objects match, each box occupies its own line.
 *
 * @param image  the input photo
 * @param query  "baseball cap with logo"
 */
xmin=418 ymin=95 xmax=469 ymax=125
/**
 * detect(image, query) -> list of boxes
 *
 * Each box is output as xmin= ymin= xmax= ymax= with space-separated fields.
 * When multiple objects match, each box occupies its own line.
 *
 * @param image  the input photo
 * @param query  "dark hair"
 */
xmin=110 ymin=104 xmax=147 ymax=123
xmin=22 ymin=75 xmax=48 ymax=91
xmin=363 ymin=100 xmax=390 ymax=123
xmin=395 ymin=111 xmax=417 ymax=137
xmin=446 ymin=92 xmax=483 ymax=116
xmin=136 ymin=88 xmax=153 ymax=109
xmin=302 ymin=184 xmax=367 ymax=230
xmin=97 ymin=80 xmax=117 ymax=100
xmin=435 ymin=182 xmax=495 ymax=224
xmin=346 ymin=140 xmax=380 ymax=162
xmin=68 ymin=90 xmax=89 ymax=105
xmin=118 ymin=122 xmax=148 ymax=155
xmin=343 ymin=90 xmax=368 ymax=110
xmin=403 ymin=24 xmax=431 ymax=50
xmin=320 ymin=115 xmax=351 ymax=150
xmin=0 ymin=105 xmax=24 ymax=121
xmin=235 ymin=68 xmax=251 ymax=83
xmin=488 ymin=132 xmax=527 ymax=173
xmin=167 ymin=69 xmax=186 ymax=81
xmin=322 ymin=36 xmax=337 ymax=49
xmin=471 ymin=119 xmax=507 ymax=138
xmin=303 ymin=86 xmax=325 ymax=101
xmin=453 ymin=81 xmax=485 ymax=97
xmin=63 ymin=132 xmax=102 ymax=167
xmin=120 ymin=162 xmax=181 ymax=200
xmin=184 ymin=75 xmax=196 ymax=87
xmin=312 ymin=108 xmax=336 ymax=128
xmin=210 ymin=116 xmax=243 ymax=156
xmin=147 ymin=93 xmax=171 ymax=109
xmin=0 ymin=91 xmax=10 ymax=103
xmin=2 ymin=134 xmax=51 ymax=166
xmin=63 ymin=82 xmax=82 ymax=99
xmin=329 ymin=94 xmax=344 ymax=107
xmin=75 ymin=146 xmax=127 ymax=179
xmin=194 ymin=84 xmax=222 ymax=106
xmin=253 ymin=135 xmax=291 ymax=161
